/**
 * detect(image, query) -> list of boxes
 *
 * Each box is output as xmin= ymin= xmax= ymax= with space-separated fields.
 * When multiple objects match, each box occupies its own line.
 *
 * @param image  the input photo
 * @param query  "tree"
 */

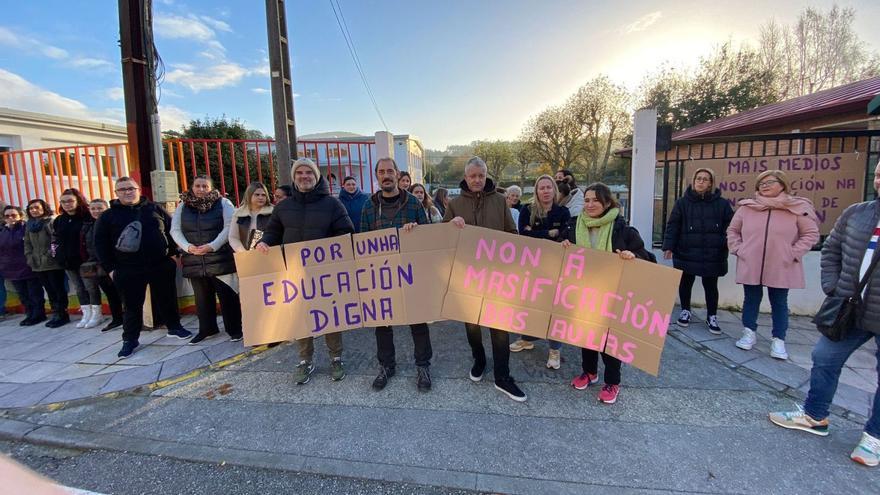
xmin=511 ymin=140 xmax=537 ymax=186
xmin=759 ymin=6 xmax=880 ymax=100
xmin=521 ymin=105 xmax=585 ymax=173
xmin=640 ymin=42 xmax=777 ymax=131
xmin=165 ymin=116 xmax=273 ymax=204
xmin=567 ymin=76 xmax=632 ymax=182
xmin=473 ymin=140 xmax=515 ymax=181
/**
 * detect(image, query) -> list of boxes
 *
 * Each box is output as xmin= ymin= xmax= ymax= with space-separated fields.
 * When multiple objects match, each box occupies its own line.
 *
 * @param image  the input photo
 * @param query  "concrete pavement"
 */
xmin=1 ymin=316 xmax=878 ymax=494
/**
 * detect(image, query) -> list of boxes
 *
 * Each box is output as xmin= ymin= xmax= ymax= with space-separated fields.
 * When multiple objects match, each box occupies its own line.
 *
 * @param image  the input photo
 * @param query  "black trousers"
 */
xmin=189 ymin=276 xmax=242 ymax=338
xmin=375 ymin=323 xmax=432 ymax=368
xmin=115 ymin=258 xmax=182 ymax=343
xmin=679 ymin=273 xmax=720 ymax=316
xmin=582 ymin=349 xmax=621 ymax=385
xmin=465 ymin=323 xmax=511 ymax=382
xmin=11 ymin=278 xmax=45 ymax=319
xmin=36 ymin=269 xmax=67 ymax=315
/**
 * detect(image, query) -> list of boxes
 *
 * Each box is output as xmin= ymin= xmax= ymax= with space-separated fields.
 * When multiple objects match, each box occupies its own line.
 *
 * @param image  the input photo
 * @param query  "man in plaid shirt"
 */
xmin=360 ymin=157 xmax=433 ymax=392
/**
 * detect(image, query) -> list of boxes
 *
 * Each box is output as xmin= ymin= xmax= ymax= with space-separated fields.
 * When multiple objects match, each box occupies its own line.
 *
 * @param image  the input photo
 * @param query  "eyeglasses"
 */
xmin=3 ymin=214 xmax=19 ymax=218
xmin=116 ymin=187 xmax=138 ymax=193
xmin=694 ymin=177 xmax=712 ymax=183
xmin=60 ymin=199 xmax=76 ymax=204
xmin=758 ymin=180 xmax=781 ymax=187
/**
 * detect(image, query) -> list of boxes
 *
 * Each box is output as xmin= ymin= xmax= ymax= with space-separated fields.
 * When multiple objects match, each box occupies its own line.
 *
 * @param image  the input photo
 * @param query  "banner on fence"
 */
xmin=235 ymin=223 xmax=681 ymax=375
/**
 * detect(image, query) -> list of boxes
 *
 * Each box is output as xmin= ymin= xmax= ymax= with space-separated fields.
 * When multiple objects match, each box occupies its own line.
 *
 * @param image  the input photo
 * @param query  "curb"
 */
xmin=667 ymin=328 xmax=869 ymax=424
xmin=1 ymin=344 xmax=270 ymax=415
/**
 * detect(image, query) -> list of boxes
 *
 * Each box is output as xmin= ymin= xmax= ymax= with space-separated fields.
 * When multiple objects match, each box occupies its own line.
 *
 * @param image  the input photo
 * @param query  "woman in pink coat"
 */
xmin=727 ymin=170 xmax=819 ymax=360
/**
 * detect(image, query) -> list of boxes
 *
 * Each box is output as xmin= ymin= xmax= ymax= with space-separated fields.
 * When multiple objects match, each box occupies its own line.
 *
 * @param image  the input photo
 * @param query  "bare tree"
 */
xmin=567 ymin=76 xmax=632 ymax=182
xmin=511 ymin=140 xmax=537 ymax=186
xmin=759 ymin=6 xmax=880 ymax=99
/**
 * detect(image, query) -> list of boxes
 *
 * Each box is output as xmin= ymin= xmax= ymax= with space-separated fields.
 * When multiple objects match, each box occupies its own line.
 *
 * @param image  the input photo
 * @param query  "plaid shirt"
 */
xmin=360 ymin=191 xmax=428 ymax=232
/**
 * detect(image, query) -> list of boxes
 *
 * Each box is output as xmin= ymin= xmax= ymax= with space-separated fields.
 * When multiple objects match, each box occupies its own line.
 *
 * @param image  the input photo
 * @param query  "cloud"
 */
xmin=154 ymin=13 xmax=228 ymax=57
xmin=621 ymin=11 xmax=663 ymax=34
xmin=69 ymin=57 xmax=114 ymax=70
xmin=0 ymin=68 xmax=121 ymax=124
xmin=158 ymin=104 xmax=192 ymax=132
xmin=102 ymin=87 xmax=124 ymax=101
xmin=251 ymin=88 xmax=270 ymax=94
xmin=0 ymin=26 xmax=69 ymax=59
xmin=165 ymin=62 xmax=249 ymax=92
xmin=198 ymin=16 xmax=232 ymax=33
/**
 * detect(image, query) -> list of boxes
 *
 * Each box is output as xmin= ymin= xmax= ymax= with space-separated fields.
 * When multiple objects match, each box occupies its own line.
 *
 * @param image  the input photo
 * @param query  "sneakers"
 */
xmin=770 ymin=337 xmax=788 ymax=360
xmin=571 ymin=373 xmax=599 ymax=390
xmin=416 ymin=366 xmax=432 ymax=392
xmin=494 ymin=379 xmax=527 ymax=402
xmin=598 ymin=384 xmax=620 ymax=404
xmin=76 ymin=305 xmax=93 ymax=328
xmin=117 ymin=340 xmax=139 ymax=359
xmin=735 ymin=327 xmax=757 ymax=350
xmin=707 ymin=315 xmax=722 ymax=334
xmin=677 ymin=309 xmax=691 ymax=328
xmin=167 ymin=326 xmax=193 ymax=340
xmin=851 ymin=432 xmax=880 ymax=467
xmin=330 ymin=357 xmax=346 ymax=381
xmin=102 ymin=318 xmax=123 ymax=332
xmin=509 ymin=338 xmax=535 ymax=352
xmin=546 ymin=349 xmax=561 ymax=369
xmin=768 ymin=407 xmax=829 ymax=436
xmin=469 ymin=360 xmax=486 ymax=382
xmin=372 ymin=366 xmax=395 ymax=390
xmin=294 ymin=360 xmax=315 ymax=385
xmin=229 ymin=334 xmax=243 ymax=342
xmin=188 ymin=330 xmax=218 ymax=344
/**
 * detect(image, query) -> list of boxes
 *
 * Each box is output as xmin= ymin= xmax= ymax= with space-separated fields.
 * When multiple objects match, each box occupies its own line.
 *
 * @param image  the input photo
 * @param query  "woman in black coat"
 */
xmin=662 ymin=168 xmax=734 ymax=334
xmin=171 ymin=176 xmax=241 ymax=344
xmin=54 ymin=188 xmax=94 ymax=328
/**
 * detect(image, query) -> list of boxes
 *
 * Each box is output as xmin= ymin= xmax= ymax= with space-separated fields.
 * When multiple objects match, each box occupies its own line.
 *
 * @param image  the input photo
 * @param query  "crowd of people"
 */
xmin=0 ymin=156 xmax=878 ymax=466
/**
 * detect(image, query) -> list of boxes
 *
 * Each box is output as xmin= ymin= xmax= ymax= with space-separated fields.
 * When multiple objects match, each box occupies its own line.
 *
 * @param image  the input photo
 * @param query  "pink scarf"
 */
xmin=738 ymin=192 xmax=819 ymax=224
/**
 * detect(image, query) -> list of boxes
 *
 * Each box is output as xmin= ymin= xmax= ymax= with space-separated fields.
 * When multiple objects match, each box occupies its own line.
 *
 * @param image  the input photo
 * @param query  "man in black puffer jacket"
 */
xmin=94 ymin=177 xmax=192 ymax=359
xmin=257 ymin=158 xmax=354 ymax=385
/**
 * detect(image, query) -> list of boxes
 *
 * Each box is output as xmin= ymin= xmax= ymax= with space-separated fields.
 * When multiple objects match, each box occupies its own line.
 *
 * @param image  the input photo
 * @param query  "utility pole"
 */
xmin=265 ymin=0 xmax=298 ymax=186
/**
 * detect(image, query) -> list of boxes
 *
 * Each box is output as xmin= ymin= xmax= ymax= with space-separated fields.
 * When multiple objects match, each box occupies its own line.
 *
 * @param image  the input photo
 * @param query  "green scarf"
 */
xmin=575 ymin=207 xmax=619 ymax=252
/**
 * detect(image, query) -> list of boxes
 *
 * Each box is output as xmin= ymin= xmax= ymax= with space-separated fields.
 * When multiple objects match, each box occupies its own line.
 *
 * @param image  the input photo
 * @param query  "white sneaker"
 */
xmin=83 ymin=305 xmax=104 ymax=329
xmin=851 ymin=432 xmax=880 ymax=467
xmin=76 ymin=305 xmax=93 ymax=328
xmin=735 ymin=327 xmax=756 ymax=350
xmin=509 ymin=338 xmax=535 ymax=352
xmin=546 ymin=349 xmax=561 ymax=370
xmin=770 ymin=337 xmax=789 ymax=360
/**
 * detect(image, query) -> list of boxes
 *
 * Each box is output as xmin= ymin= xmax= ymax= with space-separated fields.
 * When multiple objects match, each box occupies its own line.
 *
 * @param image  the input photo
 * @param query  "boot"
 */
xmin=76 ymin=305 xmax=93 ymax=328
xmin=84 ymin=305 xmax=104 ymax=329
xmin=46 ymin=311 xmax=70 ymax=328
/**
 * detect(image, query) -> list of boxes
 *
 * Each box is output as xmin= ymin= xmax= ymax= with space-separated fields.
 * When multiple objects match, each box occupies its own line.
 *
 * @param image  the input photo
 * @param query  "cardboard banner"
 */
xmin=684 ymin=153 xmax=866 ymax=234
xmin=235 ymin=223 xmax=682 ymax=375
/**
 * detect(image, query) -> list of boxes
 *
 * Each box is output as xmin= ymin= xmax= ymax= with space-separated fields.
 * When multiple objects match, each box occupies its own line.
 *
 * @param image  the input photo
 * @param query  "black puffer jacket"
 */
xmin=519 ymin=203 xmax=571 ymax=242
xmin=178 ymin=198 xmax=236 ymax=278
xmin=661 ymin=187 xmax=734 ymax=277
xmin=94 ymin=198 xmax=176 ymax=273
xmin=260 ymin=177 xmax=354 ymax=245
xmin=52 ymin=212 xmax=87 ymax=269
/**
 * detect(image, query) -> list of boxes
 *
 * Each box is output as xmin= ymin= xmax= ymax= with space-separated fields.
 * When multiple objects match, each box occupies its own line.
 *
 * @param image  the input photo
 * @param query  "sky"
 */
xmin=1 ymin=0 xmax=879 ymax=149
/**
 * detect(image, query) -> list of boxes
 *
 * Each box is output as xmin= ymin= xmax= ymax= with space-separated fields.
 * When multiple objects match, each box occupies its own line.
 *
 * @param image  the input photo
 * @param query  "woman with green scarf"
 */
xmin=562 ymin=182 xmax=649 ymax=405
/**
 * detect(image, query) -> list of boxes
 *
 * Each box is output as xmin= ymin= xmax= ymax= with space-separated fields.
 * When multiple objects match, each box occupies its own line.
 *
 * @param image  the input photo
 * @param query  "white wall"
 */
xmin=653 ymin=249 xmax=825 ymax=316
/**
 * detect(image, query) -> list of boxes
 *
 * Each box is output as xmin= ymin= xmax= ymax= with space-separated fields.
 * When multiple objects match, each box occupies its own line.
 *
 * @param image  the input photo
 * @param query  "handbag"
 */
xmin=813 ymin=251 xmax=880 ymax=341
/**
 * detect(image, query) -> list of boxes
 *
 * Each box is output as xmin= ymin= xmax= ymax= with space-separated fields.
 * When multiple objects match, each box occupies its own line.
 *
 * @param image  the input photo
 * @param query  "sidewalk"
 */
xmin=0 ymin=313 xmax=253 ymax=408
xmin=1 ymin=317 xmax=878 ymax=494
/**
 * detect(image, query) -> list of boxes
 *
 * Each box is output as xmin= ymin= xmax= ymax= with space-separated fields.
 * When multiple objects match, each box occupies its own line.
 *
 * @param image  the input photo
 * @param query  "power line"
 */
xmin=329 ymin=0 xmax=388 ymax=131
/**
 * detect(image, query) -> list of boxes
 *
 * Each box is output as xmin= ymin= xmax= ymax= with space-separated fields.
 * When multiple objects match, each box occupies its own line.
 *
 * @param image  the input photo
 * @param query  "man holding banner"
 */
xmin=444 ymin=156 xmax=527 ymax=402
xmin=360 ymin=157 xmax=433 ymax=392
xmin=256 ymin=158 xmax=355 ymax=384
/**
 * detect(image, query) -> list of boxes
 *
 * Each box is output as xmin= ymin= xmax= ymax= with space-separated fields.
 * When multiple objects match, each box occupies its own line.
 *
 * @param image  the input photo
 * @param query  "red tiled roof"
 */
xmin=672 ymin=76 xmax=880 ymax=140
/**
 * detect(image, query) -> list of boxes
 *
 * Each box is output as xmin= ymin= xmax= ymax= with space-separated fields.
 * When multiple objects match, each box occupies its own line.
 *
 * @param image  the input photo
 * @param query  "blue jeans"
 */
xmin=742 ymin=284 xmax=789 ymax=339
xmin=803 ymin=328 xmax=880 ymax=437
xmin=521 ymin=335 xmax=562 ymax=350
xmin=0 ymin=274 xmax=6 ymax=315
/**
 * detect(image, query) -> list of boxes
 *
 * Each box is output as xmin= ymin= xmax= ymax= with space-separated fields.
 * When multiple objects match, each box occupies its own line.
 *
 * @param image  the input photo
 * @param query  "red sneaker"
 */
xmin=571 ymin=373 xmax=599 ymax=390
xmin=598 ymin=384 xmax=620 ymax=404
